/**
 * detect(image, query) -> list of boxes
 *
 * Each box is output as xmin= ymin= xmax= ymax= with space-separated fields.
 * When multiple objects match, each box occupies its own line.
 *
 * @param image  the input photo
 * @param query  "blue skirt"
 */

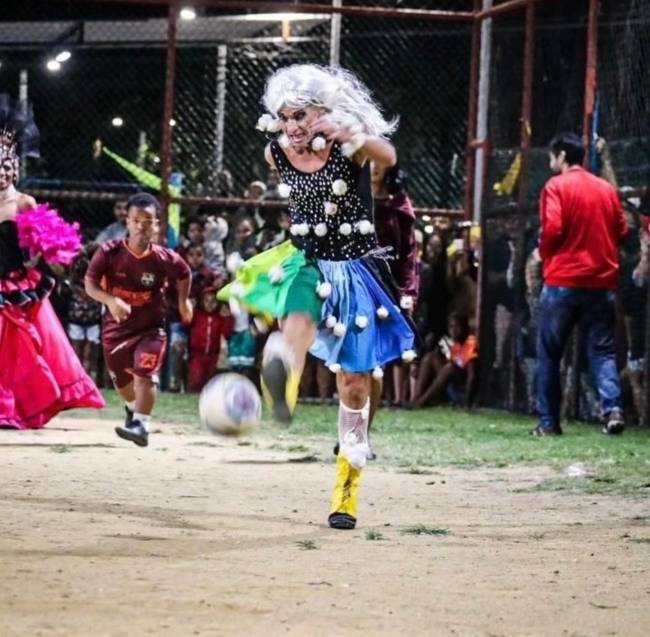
xmin=310 ymin=256 xmax=416 ymax=373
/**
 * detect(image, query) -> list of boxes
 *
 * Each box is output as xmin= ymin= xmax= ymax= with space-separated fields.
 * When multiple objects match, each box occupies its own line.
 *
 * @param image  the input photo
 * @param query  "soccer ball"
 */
xmin=199 ymin=373 xmax=262 ymax=436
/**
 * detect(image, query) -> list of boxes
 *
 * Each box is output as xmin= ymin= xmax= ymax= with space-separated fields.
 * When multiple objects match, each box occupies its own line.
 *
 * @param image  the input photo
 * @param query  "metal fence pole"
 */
xmin=214 ymin=43 xmax=228 ymax=177
xmin=464 ymin=0 xmax=482 ymax=219
xmin=569 ymin=0 xmax=600 ymax=419
xmin=507 ymin=0 xmax=535 ymax=411
xmin=160 ymin=1 xmax=179 ymax=244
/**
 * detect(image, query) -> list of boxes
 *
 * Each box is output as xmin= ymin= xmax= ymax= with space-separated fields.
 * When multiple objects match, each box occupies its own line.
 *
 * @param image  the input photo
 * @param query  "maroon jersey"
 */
xmin=86 ymin=239 xmax=191 ymax=345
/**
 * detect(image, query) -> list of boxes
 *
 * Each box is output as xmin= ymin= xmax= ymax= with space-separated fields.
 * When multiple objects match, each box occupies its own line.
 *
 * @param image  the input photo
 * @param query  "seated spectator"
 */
xmin=95 ymin=199 xmax=128 ymax=244
xmin=187 ymin=287 xmax=234 ymax=392
xmin=410 ymin=313 xmax=477 ymax=408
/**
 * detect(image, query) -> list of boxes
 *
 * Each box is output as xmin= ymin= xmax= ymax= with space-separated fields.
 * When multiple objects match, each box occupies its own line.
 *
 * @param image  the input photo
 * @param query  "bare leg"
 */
xmin=134 ymin=375 xmax=156 ymax=415
xmin=393 ymin=363 xmax=406 ymax=405
xmin=411 ymin=351 xmax=445 ymax=404
xmin=413 ymin=361 xmax=455 ymax=407
xmin=262 ymin=313 xmax=316 ymax=423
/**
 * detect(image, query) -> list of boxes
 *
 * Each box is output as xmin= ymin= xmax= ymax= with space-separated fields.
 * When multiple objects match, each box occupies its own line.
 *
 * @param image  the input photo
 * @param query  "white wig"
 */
xmin=262 ymin=64 xmax=398 ymax=138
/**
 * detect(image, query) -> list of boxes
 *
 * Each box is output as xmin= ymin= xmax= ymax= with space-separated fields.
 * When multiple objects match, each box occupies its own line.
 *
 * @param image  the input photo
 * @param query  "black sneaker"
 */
xmin=261 ymin=357 xmax=293 ymax=425
xmin=328 ymin=512 xmax=356 ymax=530
xmin=115 ymin=420 xmax=149 ymax=447
xmin=529 ymin=424 xmax=563 ymax=437
xmin=602 ymin=408 xmax=624 ymax=436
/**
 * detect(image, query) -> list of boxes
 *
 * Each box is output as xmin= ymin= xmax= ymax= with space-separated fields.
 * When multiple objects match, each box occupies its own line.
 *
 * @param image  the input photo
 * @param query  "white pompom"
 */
xmin=324 ymin=202 xmax=338 ymax=216
xmin=298 ymin=223 xmax=310 ymax=236
xmin=372 ymin=366 xmax=384 ymax=380
xmin=357 ymin=219 xmax=373 ymax=235
xmin=329 ymin=362 xmax=342 ymax=374
xmin=317 ymin=282 xmax=332 ymax=299
xmin=350 ymin=123 xmax=364 ymax=135
xmin=355 ymin=315 xmax=368 ymax=329
xmin=311 ymin=135 xmax=327 ymax=151
xmin=325 ymin=315 xmax=337 ymax=329
xmin=277 ymin=183 xmax=291 ymax=198
xmin=376 ymin=305 xmax=389 ymax=320
xmin=400 ymin=295 xmax=414 ymax=310
xmin=339 ymin=223 xmax=352 ymax=236
xmin=231 ymin=282 xmax=245 ymax=298
xmin=226 ymin=251 xmax=243 ymax=274
xmin=256 ymin=113 xmax=272 ymax=131
xmin=269 ymin=266 xmax=285 ymax=284
xmin=333 ymin=322 xmax=347 ymax=338
xmin=279 ymin=134 xmax=290 ymax=148
xmin=266 ymin=118 xmax=281 ymax=133
xmin=289 ymin=223 xmax=300 ymax=236
xmin=332 ymin=179 xmax=348 ymax=196
xmin=401 ymin=349 xmax=417 ymax=363
xmin=314 ymin=222 xmax=328 ymax=237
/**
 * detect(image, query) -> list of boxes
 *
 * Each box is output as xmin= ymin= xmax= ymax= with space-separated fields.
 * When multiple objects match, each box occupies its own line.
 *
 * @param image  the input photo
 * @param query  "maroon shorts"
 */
xmin=104 ymin=330 xmax=167 ymax=388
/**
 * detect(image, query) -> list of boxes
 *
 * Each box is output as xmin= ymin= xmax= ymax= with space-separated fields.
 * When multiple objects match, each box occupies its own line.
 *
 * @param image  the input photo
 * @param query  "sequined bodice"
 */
xmin=270 ymin=141 xmax=377 ymax=261
xmin=0 ymin=220 xmax=26 ymax=278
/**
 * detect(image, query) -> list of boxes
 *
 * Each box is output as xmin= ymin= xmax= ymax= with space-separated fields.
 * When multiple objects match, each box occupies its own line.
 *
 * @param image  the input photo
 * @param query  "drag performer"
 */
xmin=219 ymin=65 xmax=416 ymax=529
xmin=0 ymin=95 xmax=104 ymax=428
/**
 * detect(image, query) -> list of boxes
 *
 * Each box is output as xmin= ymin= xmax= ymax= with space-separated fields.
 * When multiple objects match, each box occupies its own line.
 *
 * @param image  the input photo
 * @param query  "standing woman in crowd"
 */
xmin=0 ymin=95 xmax=104 ymax=428
xmin=372 ymin=162 xmax=419 ymax=407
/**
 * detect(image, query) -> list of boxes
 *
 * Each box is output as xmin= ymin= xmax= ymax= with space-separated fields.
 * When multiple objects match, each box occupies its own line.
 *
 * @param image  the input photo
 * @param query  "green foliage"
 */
xmin=296 ymin=540 xmax=318 ymax=550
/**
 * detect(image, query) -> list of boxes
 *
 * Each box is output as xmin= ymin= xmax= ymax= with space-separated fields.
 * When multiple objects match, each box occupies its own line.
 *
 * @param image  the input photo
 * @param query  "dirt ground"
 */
xmin=1 ymin=417 xmax=648 ymax=637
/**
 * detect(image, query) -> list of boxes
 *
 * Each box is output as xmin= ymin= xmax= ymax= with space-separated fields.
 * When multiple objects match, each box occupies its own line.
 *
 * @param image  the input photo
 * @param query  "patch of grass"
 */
xmin=66 ymin=392 xmax=650 ymax=497
xmin=530 ymin=532 xmax=546 ymax=540
xmin=365 ymin=529 xmax=386 ymax=541
xmin=49 ymin=444 xmax=70 ymax=453
xmin=401 ymin=525 xmax=449 ymax=537
xmin=296 ymin=540 xmax=318 ymax=550
xmin=629 ymin=538 xmax=650 ymax=544
xmin=399 ymin=466 xmax=433 ymax=475
xmin=287 ymin=444 xmax=311 ymax=453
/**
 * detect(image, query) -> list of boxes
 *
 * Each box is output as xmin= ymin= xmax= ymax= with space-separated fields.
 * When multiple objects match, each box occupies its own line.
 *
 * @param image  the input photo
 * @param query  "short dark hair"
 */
xmin=127 ymin=192 xmax=161 ymax=215
xmin=549 ymin=132 xmax=584 ymax=166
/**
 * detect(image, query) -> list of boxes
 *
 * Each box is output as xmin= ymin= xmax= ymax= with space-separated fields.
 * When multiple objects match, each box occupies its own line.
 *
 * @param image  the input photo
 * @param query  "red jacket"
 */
xmin=539 ymin=166 xmax=627 ymax=290
xmin=189 ymin=310 xmax=234 ymax=356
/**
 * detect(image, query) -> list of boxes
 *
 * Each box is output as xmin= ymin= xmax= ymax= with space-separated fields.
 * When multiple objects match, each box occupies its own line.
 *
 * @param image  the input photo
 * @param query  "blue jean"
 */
xmin=536 ymin=285 xmax=621 ymax=428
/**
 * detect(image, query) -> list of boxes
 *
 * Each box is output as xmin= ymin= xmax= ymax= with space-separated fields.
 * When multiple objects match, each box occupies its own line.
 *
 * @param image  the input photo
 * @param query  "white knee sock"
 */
xmin=338 ymin=399 xmax=370 ymax=469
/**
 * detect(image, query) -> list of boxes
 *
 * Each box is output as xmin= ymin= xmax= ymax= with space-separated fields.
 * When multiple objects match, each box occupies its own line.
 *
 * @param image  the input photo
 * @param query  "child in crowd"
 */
xmin=410 ymin=313 xmax=477 ymax=408
xmin=187 ymin=287 xmax=234 ymax=392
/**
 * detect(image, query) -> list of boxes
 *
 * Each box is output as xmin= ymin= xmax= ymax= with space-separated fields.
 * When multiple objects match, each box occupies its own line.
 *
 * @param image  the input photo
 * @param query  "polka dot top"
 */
xmin=270 ymin=140 xmax=377 ymax=261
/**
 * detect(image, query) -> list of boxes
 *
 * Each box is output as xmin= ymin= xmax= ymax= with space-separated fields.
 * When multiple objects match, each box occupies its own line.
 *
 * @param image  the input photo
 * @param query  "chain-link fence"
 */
xmin=478 ymin=0 xmax=650 ymax=426
xmin=2 ymin=0 xmax=649 ymax=416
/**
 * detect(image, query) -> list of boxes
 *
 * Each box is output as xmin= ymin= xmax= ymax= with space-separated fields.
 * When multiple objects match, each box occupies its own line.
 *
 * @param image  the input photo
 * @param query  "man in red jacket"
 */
xmin=534 ymin=132 xmax=628 ymax=437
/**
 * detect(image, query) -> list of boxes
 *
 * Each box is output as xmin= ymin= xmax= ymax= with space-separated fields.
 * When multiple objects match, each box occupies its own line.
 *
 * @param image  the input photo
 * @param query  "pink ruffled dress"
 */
xmin=0 ymin=213 xmax=105 ymax=429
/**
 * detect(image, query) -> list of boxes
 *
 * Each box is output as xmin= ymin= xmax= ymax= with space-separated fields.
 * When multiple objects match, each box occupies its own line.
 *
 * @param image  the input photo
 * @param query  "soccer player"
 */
xmin=85 ymin=193 xmax=192 ymax=447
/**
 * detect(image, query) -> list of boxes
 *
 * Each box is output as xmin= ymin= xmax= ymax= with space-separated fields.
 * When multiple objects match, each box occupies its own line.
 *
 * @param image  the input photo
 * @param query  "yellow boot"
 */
xmin=261 ymin=357 xmax=299 ymax=425
xmin=328 ymin=455 xmax=362 ymax=530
